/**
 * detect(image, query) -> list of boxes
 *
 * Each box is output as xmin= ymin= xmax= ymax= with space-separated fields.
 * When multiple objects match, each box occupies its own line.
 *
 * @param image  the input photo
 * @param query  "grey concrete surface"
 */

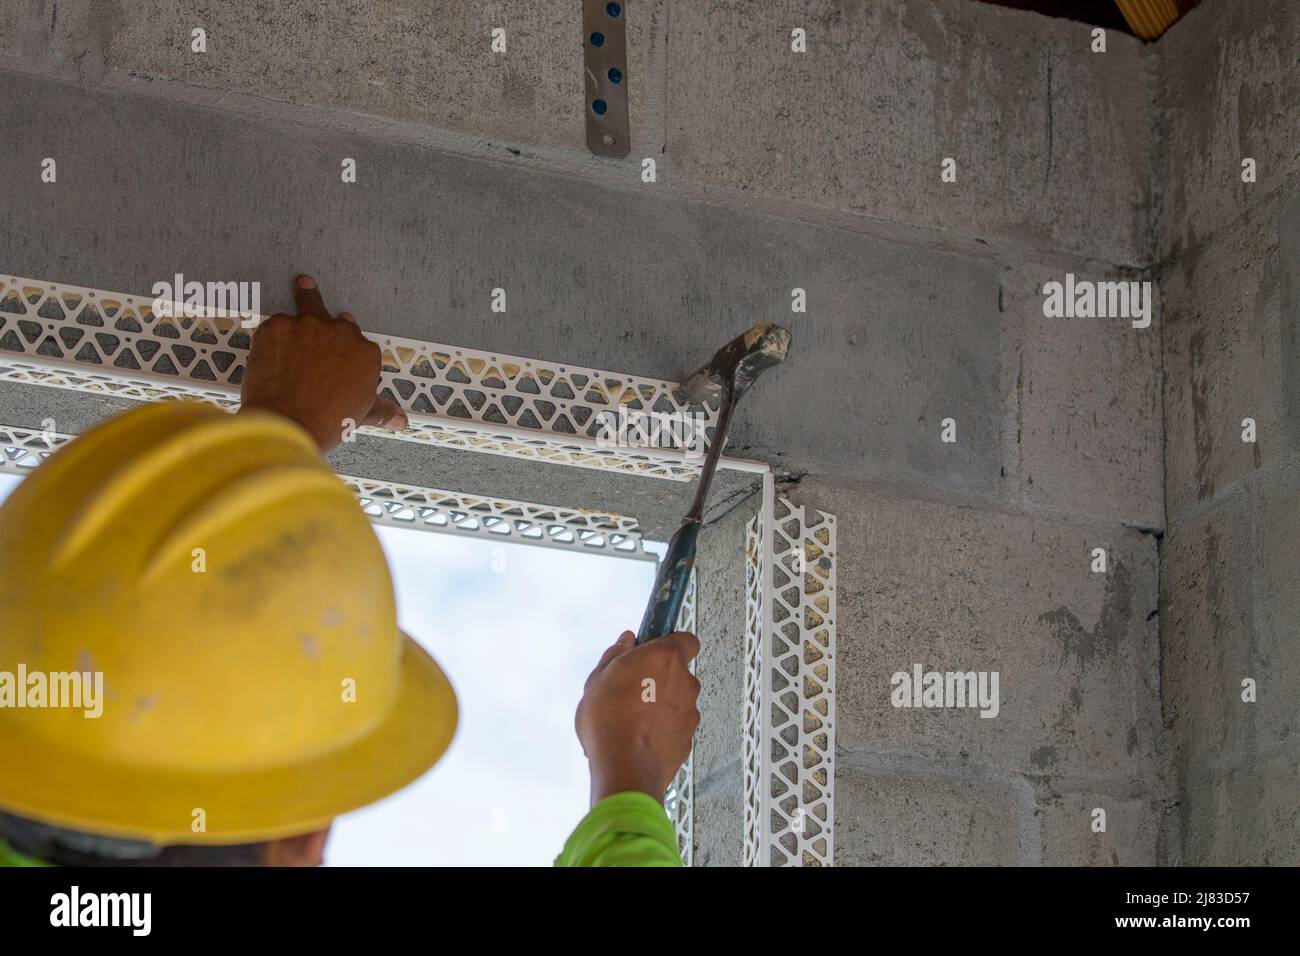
xmin=1 ymin=0 xmax=1295 ymax=866
xmin=0 ymin=68 xmax=1003 ymax=494
xmin=2 ymin=0 xmax=1155 ymax=265
xmin=691 ymin=493 xmax=753 ymax=785
xmin=1161 ymin=486 xmax=1256 ymax=774
xmin=999 ymin=255 xmax=1164 ymax=529
xmin=692 ymin=763 xmax=745 ymax=868
xmin=834 ymin=764 xmax=1027 ymax=866
xmin=1156 ymin=0 xmax=1300 ymax=866
xmin=1035 ymin=788 xmax=1165 ymax=866
xmin=1180 ymin=746 xmax=1300 ymax=867
xmin=1254 ymin=462 xmax=1300 ymax=750
xmin=1157 ymin=0 xmax=1300 ymax=261
xmin=688 ymin=488 xmax=754 ymax=864
xmin=1161 ymin=198 xmax=1292 ymax=518
xmin=667 ymin=0 xmax=1156 ymax=266
xmin=11 ymin=0 xmax=670 ymax=157
xmin=800 ymin=477 xmax=1163 ymax=785
xmin=0 ymin=2 xmax=21 ymax=60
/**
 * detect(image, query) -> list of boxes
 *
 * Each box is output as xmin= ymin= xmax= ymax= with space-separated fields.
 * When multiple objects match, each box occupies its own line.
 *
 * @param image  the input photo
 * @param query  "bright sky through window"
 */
xmin=331 ymin=523 xmax=657 ymax=865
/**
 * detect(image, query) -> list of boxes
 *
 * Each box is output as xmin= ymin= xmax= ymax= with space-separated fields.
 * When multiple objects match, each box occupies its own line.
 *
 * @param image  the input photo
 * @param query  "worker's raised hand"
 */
xmin=239 ymin=275 xmax=407 ymax=453
xmin=575 ymin=630 xmax=701 ymax=807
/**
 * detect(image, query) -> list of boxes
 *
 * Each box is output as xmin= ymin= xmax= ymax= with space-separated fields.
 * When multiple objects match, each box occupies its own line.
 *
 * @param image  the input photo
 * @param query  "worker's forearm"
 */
xmin=588 ymin=748 xmax=671 ymax=807
xmin=554 ymin=792 xmax=682 ymax=867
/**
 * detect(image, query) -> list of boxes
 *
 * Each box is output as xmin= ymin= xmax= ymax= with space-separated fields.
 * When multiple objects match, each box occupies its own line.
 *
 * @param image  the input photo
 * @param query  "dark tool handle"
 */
xmin=637 ymin=520 xmax=701 ymax=644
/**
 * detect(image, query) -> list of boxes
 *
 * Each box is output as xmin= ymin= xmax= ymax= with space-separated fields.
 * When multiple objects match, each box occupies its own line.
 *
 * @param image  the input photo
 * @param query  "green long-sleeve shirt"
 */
xmin=0 ymin=792 xmax=681 ymax=867
xmin=553 ymin=791 xmax=682 ymax=867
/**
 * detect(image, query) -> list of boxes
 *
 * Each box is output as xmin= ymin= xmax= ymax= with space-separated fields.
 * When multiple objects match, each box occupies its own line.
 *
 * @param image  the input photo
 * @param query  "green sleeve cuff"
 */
xmin=0 ymin=837 xmax=50 ymax=867
xmin=554 ymin=791 xmax=683 ymax=868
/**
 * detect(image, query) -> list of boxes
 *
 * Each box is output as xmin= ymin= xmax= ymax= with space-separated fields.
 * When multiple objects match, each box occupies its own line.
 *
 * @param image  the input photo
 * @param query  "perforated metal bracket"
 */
xmin=665 ymin=569 xmax=696 ymax=866
xmin=744 ymin=487 xmax=837 ymax=867
xmin=0 ymin=274 xmax=718 ymax=481
xmin=583 ymin=0 xmax=631 ymax=158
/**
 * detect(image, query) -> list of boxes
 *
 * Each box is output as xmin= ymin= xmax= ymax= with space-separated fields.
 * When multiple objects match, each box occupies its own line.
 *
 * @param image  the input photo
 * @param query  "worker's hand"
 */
xmin=239 ymin=275 xmax=407 ymax=453
xmin=575 ymin=630 xmax=701 ymax=807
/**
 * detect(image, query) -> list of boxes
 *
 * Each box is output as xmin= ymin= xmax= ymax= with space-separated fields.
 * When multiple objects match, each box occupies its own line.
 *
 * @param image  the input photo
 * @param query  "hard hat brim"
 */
xmin=0 ymin=633 xmax=458 ymax=846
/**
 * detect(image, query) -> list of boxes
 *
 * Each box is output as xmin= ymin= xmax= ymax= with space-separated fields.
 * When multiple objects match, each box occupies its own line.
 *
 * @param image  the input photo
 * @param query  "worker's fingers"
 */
xmin=337 ymin=311 xmax=358 ymax=325
xmin=293 ymin=274 xmax=333 ymax=320
xmin=600 ymin=630 xmax=637 ymax=668
xmin=588 ymin=630 xmax=636 ymax=681
xmin=361 ymin=394 xmax=408 ymax=431
xmin=661 ymin=630 xmax=700 ymax=663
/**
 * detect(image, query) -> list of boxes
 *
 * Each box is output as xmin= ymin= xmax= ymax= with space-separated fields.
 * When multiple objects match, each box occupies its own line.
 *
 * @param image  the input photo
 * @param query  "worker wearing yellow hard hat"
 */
xmin=0 ymin=275 xmax=699 ymax=867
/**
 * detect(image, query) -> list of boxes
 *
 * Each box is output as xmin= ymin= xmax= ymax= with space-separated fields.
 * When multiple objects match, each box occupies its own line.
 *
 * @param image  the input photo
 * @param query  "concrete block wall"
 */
xmin=0 ymin=0 xmax=1289 ymax=864
xmin=692 ymin=495 xmax=754 ymax=867
xmin=1155 ymin=0 xmax=1300 ymax=865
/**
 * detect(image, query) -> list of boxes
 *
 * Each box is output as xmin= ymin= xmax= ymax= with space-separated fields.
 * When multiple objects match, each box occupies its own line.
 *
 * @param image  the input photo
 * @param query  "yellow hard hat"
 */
xmin=0 ymin=401 xmax=457 ymax=844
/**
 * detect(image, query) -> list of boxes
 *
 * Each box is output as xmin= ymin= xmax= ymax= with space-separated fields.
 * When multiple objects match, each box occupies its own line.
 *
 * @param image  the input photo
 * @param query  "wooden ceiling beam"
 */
xmin=1114 ymin=0 xmax=1198 ymax=40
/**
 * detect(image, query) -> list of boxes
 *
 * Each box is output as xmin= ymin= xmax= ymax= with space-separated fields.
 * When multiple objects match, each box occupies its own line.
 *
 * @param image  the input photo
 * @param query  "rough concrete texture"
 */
xmin=1180 ymin=747 xmax=1300 ymax=867
xmin=1161 ymin=200 xmax=1290 ymax=519
xmin=0 ymin=69 xmax=1003 ymax=493
xmin=691 ymin=765 xmax=745 ymax=868
xmin=1161 ymin=487 xmax=1256 ymax=775
xmin=1157 ymin=0 xmax=1300 ymax=259
xmin=797 ymin=477 xmax=1164 ymax=782
xmin=691 ymin=495 xmax=753 ymax=784
xmin=2 ymin=0 xmax=1155 ymax=265
xmin=1156 ymin=0 xmax=1300 ymax=865
xmin=1 ymin=0 xmax=1294 ymax=866
xmin=1161 ymin=468 xmax=1300 ymax=865
xmin=667 ymin=0 xmax=1155 ymax=266
xmin=1253 ymin=464 xmax=1300 ymax=750
xmin=15 ymin=0 xmax=670 ymax=157
xmin=0 ymin=3 xmax=21 ymax=60
xmin=1035 ymin=789 xmax=1164 ymax=866
xmin=689 ymin=491 xmax=755 ymax=864
xmin=835 ymin=765 xmax=1027 ymax=866
xmin=999 ymin=256 xmax=1164 ymax=529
